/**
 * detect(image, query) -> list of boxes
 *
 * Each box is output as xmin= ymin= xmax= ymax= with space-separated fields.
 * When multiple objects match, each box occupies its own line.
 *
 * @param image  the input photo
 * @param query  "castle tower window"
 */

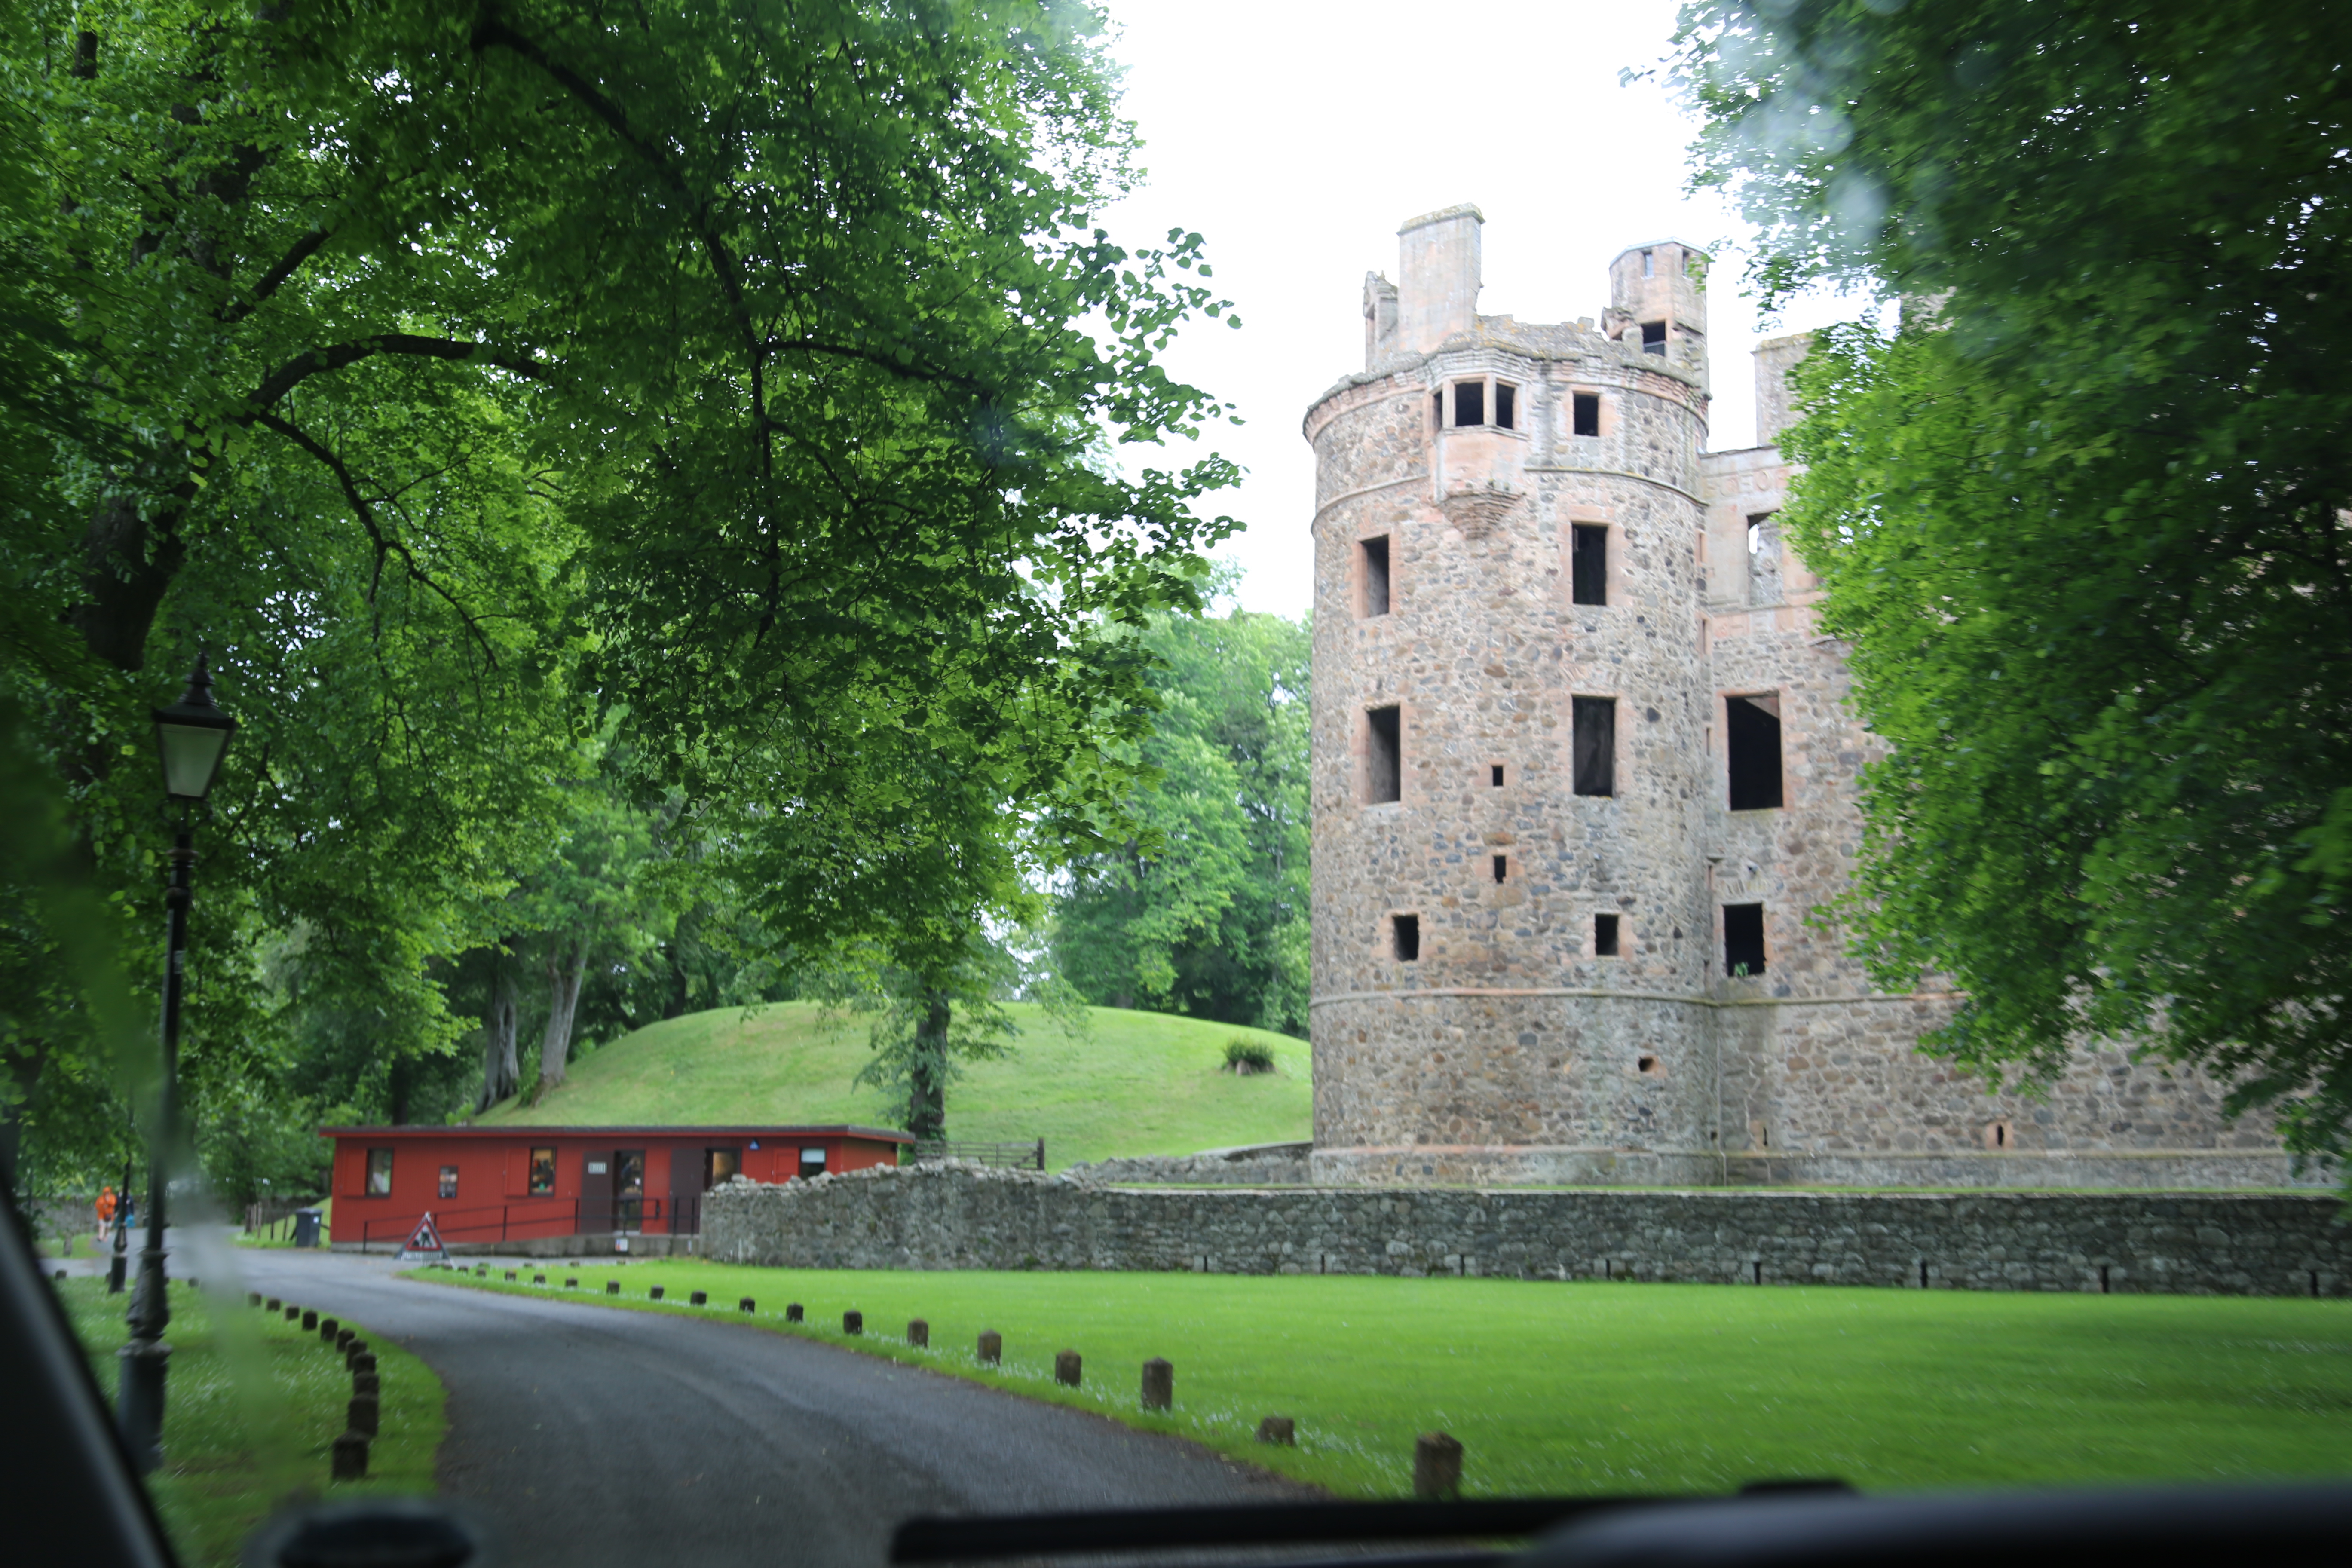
xmin=1453 ymin=380 xmax=1485 ymax=427
xmin=1493 ymin=382 xmax=1516 ymax=430
xmin=1360 ymin=535 xmax=1390 ymax=618
xmin=1490 ymin=763 xmax=1504 ymax=787
xmin=1727 ymin=694 xmax=1783 ymax=810
xmin=1724 ymin=903 xmax=1766 ymax=976
xmin=1571 ymin=524 xmax=1608 ymax=606
xmin=1432 ymin=389 xmax=1443 ymax=428
xmin=1594 ymin=913 xmax=1620 ymax=956
xmin=1492 ymin=854 xmax=1507 ymax=884
xmin=1571 ymin=392 xmax=1601 ymax=438
xmin=1572 ymin=696 xmax=1616 ymax=798
xmin=1366 ymin=705 xmax=1402 ymax=804
xmin=1642 ymin=248 xmax=1654 ymax=278
xmin=1392 ymin=913 xmax=1421 ymax=962
xmin=1641 ymin=321 xmax=1667 ymax=356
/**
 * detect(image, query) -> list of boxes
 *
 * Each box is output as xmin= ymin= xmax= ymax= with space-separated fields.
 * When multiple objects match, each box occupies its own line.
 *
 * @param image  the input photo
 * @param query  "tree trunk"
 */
xmin=907 ymin=989 xmax=949 ymax=1143
xmin=475 ymin=952 xmax=521 ymax=1112
xmin=534 ymin=931 xmax=592 ymax=1096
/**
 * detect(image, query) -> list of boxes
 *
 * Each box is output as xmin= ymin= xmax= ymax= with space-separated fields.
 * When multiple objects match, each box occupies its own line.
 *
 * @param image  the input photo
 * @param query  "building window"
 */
xmin=1727 ymin=694 xmax=1784 ymax=810
xmin=438 ymin=1166 xmax=458 ymax=1200
xmin=1724 ymin=903 xmax=1767 ymax=977
xmin=1572 ymin=696 xmax=1616 ymax=798
xmin=528 ymin=1147 xmax=555 ymax=1195
xmin=366 ymin=1149 xmax=393 ymax=1197
xmin=704 ymin=1148 xmax=741 ymax=1188
xmin=1571 ymin=392 xmax=1601 ymax=438
xmin=1432 ymin=388 xmax=1443 ymax=429
xmin=800 ymin=1148 xmax=827 ymax=1179
xmin=1392 ymin=913 xmax=1421 ymax=962
xmin=1641 ymin=321 xmax=1667 ymax=355
xmin=1642 ymin=248 xmax=1655 ymax=278
xmin=1366 ymin=705 xmax=1401 ymax=804
xmin=1493 ymin=382 xmax=1516 ymax=430
xmin=1492 ymin=854 xmax=1507 ymax=884
xmin=1571 ymin=524 xmax=1608 ymax=606
xmin=1594 ymin=913 xmax=1620 ymax=956
xmin=1452 ymin=380 xmax=1485 ymax=428
xmin=1491 ymin=763 xmax=1504 ymax=787
xmin=1360 ymin=535 xmax=1390 ymax=618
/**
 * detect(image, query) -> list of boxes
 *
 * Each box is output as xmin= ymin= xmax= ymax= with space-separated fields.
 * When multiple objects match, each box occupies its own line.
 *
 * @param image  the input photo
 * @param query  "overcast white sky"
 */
xmin=1089 ymin=0 xmax=1862 ymax=616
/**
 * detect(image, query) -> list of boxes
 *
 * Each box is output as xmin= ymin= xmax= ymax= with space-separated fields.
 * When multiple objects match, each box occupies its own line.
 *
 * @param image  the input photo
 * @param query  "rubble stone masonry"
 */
xmin=1306 ymin=208 xmax=2310 ymax=1188
xmin=704 ymin=1165 xmax=2351 ymax=1297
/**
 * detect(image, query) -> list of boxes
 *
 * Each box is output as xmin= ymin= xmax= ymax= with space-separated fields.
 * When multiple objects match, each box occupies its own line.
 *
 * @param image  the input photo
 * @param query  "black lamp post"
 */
xmin=119 ymin=655 xmax=236 ymax=1474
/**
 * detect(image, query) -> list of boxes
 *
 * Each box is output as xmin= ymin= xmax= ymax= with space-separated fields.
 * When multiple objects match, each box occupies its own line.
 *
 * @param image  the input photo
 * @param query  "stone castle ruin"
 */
xmin=1303 ymin=205 xmax=2304 ymax=1190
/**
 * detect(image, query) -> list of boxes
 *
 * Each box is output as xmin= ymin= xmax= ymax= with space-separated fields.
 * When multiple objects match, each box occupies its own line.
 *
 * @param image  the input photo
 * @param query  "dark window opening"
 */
xmin=1727 ymin=694 xmax=1783 ymax=810
xmin=528 ymin=1147 xmax=555 ymax=1195
xmin=799 ymin=1147 xmax=827 ymax=1179
xmin=704 ymin=1147 xmax=741 ymax=1189
xmin=1638 ymin=1055 xmax=1660 ymax=1075
xmin=1392 ymin=914 xmax=1421 ymax=962
xmin=1571 ymin=524 xmax=1608 ymax=606
xmin=367 ymin=1148 xmax=394 ymax=1197
xmin=1724 ymin=903 xmax=1766 ymax=977
xmin=1432 ymin=389 xmax=1443 ymax=427
xmin=1366 ymin=706 xmax=1401 ymax=804
xmin=1454 ymin=380 xmax=1485 ymax=427
xmin=438 ymin=1165 xmax=458 ymax=1200
xmin=1492 ymin=854 xmax=1507 ymax=884
xmin=1572 ymin=696 xmax=1616 ymax=798
xmin=1594 ymin=913 xmax=1620 ymax=956
xmin=1493 ymin=383 xmax=1516 ymax=430
xmin=1361 ymin=535 xmax=1390 ymax=617
xmin=1642 ymin=249 xmax=1655 ymax=277
xmin=1571 ymin=392 xmax=1601 ymax=438
xmin=1490 ymin=763 xmax=1504 ymax=787
xmin=1641 ymin=321 xmax=1667 ymax=355
xmin=1746 ymin=510 xmax=1777 ymax=552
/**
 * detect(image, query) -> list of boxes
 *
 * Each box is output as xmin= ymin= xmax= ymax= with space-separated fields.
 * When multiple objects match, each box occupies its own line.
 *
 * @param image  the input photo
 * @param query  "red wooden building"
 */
xmin=319 ymin=1124 xmax=911 ymax=1253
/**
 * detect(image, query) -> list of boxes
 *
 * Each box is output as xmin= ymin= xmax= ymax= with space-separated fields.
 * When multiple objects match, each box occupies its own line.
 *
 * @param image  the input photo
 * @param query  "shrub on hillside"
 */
xmin=1223 ymin=1038 xmax=1276 ymax=1075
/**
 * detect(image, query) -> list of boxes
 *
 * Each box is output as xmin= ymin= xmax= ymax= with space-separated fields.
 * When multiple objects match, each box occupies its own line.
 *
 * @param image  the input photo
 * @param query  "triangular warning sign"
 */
xmin=398 ymin=1211 xmax=447 ymax=1263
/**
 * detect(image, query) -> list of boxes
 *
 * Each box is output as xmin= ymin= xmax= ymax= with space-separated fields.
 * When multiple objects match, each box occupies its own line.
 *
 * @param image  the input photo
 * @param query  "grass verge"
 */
xmin=412 ymin=1259 xmax=2352 ymax=1500
xmin=55 ymin=1276 xmax=443 ymax=1567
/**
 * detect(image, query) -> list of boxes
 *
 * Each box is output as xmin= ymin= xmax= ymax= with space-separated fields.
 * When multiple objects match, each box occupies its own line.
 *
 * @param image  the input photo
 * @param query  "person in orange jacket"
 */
xmin=95 ymin=1185 xmax=117 ymax=1250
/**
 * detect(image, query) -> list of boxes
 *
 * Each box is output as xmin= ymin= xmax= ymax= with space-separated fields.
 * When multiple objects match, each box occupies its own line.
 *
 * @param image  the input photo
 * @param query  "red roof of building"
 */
xmin=318 ymin=1124 xmax=914 ymax=1142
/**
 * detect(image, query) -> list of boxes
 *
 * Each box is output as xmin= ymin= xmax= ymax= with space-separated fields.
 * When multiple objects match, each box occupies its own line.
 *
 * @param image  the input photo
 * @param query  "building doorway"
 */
xmin=704 ymin=1147 xmax=741 ymax=1189
xmin=613 ymin=1149 xmax=644 ymax=1232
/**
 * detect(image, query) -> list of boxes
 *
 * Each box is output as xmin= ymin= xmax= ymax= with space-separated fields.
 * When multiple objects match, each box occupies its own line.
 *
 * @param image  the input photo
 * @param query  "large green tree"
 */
xmin=1 ymin=0 xmax=1234 ymax=1187
xmin=1674 ymin=0 xmax=2352 ymax=1161
xmin=1051 ymin=598 xmax=1310 ymax=1035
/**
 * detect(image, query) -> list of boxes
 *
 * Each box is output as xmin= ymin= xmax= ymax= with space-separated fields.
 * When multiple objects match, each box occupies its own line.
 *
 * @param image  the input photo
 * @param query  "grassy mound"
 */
xmin=475 ymin=1002 xmax=1310 ymax=1168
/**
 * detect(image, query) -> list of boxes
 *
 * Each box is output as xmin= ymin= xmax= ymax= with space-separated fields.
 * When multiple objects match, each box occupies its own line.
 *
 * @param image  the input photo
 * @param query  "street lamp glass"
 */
xmin=151 ymin=656 xmax=236 ymax=802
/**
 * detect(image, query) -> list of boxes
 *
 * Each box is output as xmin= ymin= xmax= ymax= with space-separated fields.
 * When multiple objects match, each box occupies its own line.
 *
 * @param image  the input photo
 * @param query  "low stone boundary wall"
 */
xmin=1066 ymin=1142 xmax=1314 ymax=1186
xmin=703 ymin=1163 xmax=2352 ymax=1297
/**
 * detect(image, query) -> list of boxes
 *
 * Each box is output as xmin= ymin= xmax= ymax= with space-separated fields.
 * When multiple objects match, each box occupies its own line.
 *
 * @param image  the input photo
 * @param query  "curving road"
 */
xmin=204 ymin=1246 xmax=1308 ymax=1567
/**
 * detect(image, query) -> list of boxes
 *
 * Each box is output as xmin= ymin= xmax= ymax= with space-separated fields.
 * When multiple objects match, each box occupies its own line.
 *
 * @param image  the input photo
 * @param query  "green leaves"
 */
xmin=1684 ymin=0 xmax=2352 ymax=1164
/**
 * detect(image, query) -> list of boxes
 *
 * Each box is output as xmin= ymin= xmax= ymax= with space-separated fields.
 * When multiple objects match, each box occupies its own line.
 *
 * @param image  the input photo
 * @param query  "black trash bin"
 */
xmin=293 ymin=1208 xmax=322 ymax=1249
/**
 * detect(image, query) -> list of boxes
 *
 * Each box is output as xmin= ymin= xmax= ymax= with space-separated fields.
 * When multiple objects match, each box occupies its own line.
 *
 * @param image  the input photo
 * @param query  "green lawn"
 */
xmin=475 ymin=1002 xmax=1311 ymax=1168
xmin=415 ymin=1261 xmax=2352 ymax=1500
xmin=57 ymin=1277 xmax=443 ymax=1567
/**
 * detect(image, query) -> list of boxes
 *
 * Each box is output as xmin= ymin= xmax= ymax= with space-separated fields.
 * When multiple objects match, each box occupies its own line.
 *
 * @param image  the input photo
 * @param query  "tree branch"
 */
xmin=221 ymin=226 xmax=332 ymax=324
xmin=242 ymin=334 xmax=545 ymax=416
xmin=253 ymin=413 xmax=501 ymax=668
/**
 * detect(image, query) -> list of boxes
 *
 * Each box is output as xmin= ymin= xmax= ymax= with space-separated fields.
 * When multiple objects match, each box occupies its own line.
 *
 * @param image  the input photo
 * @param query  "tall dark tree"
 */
xmin=1674 ymin=0 xmax=2352 ymax=1163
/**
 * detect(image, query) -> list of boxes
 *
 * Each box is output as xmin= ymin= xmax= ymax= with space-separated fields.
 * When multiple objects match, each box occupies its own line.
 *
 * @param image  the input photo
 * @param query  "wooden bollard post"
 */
xmin=331 ymin=1431 xmax=369 ymax=1481
xmin=285 ymin=1306 xmax=300 ymax=1322
xmin=248 ymin=1291 xmax=262 ymax=1307
xmin=353 ymin=1372 xmax=380 ymax=1399
xmin=350 ymin=1353 xmax=377 ymax=1376
xmin=607 ymin=1279 xmax=620 ymax=1295
xmin=565 ymin=1277 xmax=579 ymax=1289
xmin=977 ymin=1330 xmax=1002 ymax=1365
xmin=786 ymin=1302 xmax=804 ymax=1323
xmin=532 ymin=1273 xmax=546 ymax=1286
xmin=649 ymin=1286 xmax=664 ymax=1300
xmin=266 ymin=1298 xmax=281 ymax=1312
xmin=348 ymin=1394 xmax=380 ymax=1438
xmin=843 ymin=1310 xmax=863 ymax=1335
xmin=1141 ymin=1358 xmax=1173 ymax=1412
xmin=53 ymin=1268 xmax=65 ymax=1282
xmin=344 ymin=1340 xmax=367 ymax=1364
xmin=504 ymin=1270 xmax=517 ymax=1282
xmin=335 ymin=1328 xmax=354 ymax=1351
xmin=1054 ymin=1350 xmax=1082 ymax=1387
xmin=740 ymin=1298 xmax=756 ymax=1314
xmin=319 ymin=1317 xmax=340 ymax=1342
xmin=908 ymin=1319 xmax=928 ymax=1348
xmin=1413 ymin=1432 xmax=1463 ymax=1499
xmin=301 ymin=1309 xmax=318 ymax=1330
xmin=1256 ymin=1416 xmax=1296 ymax=1446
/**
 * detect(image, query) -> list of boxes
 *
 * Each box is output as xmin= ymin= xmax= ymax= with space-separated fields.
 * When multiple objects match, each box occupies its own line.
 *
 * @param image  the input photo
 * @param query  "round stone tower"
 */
xmin=1306 ymin=206 xmax=1720 ymax=1184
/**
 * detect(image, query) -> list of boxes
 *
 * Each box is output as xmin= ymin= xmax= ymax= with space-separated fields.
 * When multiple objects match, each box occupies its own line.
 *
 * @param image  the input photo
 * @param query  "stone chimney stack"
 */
xmin=1393 ymin=205 xmax=1482 ymax=354
xmin=1753 ymin=332 xmax=1813 ymax=448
